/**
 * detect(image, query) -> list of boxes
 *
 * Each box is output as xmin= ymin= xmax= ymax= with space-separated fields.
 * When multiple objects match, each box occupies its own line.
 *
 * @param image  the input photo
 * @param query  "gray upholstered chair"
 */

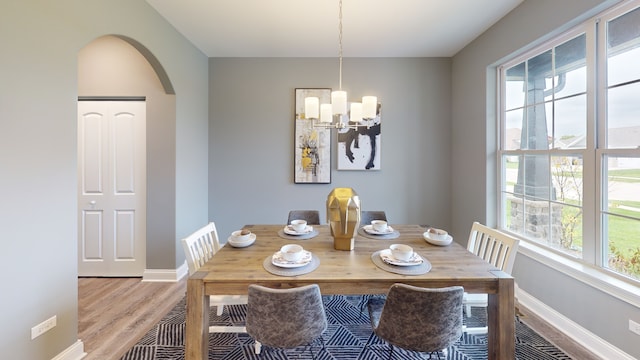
xmin=360 ymin=210 xmax=387 ymax=226
xmin=246 ymin=284 xmax=327 ymax=356
xmin=367 ymin=283 xmax=464 ymax=359
xmin=287 ymin=210 xmax=321 ymax=225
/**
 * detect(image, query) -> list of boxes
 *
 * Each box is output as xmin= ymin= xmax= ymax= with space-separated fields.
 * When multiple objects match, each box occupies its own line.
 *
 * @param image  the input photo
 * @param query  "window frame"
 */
xmin=496 ymin=0 xmax=640 ymax=302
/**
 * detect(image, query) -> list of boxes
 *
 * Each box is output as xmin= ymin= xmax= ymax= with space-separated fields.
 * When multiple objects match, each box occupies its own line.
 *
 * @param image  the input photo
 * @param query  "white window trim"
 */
xmin=497 ymin=0 xmax=640 ymax=296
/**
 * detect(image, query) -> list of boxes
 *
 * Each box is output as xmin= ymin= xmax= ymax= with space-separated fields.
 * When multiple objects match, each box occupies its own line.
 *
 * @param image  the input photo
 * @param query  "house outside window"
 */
xmin=498 ymin=1 xmax=640 ymax=282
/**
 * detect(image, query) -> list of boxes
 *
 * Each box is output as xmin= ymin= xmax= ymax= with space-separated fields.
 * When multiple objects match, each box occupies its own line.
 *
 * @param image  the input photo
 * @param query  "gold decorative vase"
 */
xmin=326 ymin=188 xmax=361 ymax=250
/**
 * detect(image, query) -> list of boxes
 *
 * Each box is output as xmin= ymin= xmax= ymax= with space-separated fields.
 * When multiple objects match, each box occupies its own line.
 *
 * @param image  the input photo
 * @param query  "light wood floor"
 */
xmin=78 ymin=277 xmax=185 ymax=360
xmin=78 ymin=277 xmax=601 ymax=360
xmin=515 ymin=303 xmax=602 ymax=360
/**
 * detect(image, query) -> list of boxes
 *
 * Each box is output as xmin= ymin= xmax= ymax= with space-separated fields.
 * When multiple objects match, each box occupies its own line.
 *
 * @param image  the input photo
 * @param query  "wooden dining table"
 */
xmin=185 ymin=224 xmax=515 ymax=359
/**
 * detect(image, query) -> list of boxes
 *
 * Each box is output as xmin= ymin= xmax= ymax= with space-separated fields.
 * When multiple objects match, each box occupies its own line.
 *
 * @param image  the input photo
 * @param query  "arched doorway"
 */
xmin=77 ymin=35 xmax=176 ymax=276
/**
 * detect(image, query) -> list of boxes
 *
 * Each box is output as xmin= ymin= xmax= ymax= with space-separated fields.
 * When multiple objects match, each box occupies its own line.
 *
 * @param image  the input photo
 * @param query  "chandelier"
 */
xmin=304 ymin=0 xmax=378 ymax=130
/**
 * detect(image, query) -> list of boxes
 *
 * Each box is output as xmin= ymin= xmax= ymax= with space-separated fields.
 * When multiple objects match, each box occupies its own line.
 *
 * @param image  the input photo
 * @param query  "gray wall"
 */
xmin=451 ymin=0 xmax=639 ymax=357
xmin=208 ymin=57 xmax=452 ymax=239
xmin=2 ymin=0 xmax=637 ymax=358
xmin=0 ymin=1 xmax=208 ymax=358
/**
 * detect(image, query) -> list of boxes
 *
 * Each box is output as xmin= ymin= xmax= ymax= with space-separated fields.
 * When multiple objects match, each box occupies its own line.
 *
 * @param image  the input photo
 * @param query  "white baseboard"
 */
xmin=52 ymin=340 xmax=86 ymax=360
xmin=142 ymin=261 xmax=188 ymax=282
xmin=516 ymin=287 xmax=635 ymax=360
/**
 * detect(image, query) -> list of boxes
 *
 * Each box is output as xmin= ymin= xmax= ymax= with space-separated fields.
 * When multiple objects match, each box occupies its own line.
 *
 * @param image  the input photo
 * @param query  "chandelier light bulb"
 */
xmin=362 ymin=96 xmax=378 ymax=119
xmin=350 ymin=102 xmax=363 ymax=123
xmin=331 ymin=91 xmax=347 ymax=115
xmin=305 ymin=97 xmax=319 ymax=119
xmin=320 ymin=104 xmax=333 ymax=123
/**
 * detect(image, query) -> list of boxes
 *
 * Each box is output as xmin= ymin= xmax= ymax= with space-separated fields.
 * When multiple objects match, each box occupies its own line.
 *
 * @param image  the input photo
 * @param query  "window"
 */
xmin=498 ymin=1 xmax=640 ymax=282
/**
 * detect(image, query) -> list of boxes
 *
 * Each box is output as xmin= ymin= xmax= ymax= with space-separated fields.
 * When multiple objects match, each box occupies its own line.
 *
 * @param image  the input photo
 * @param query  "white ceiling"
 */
xmin=146 ymin=0 xmax=523 ymax=58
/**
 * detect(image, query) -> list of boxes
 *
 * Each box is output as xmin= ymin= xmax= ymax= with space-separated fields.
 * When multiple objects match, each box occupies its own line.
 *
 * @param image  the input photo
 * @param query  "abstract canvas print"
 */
xmin=337 ymin=103 xmax=381 ymax=170
xmin=294 ymin=88 xmax=332 ymax=183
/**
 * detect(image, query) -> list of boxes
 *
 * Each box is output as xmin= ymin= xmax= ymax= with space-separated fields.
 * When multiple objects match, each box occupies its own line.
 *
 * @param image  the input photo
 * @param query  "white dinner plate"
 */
xmin=363 ymin=224 xmax=395 ymax=235
xmin=227 ymin=233 xmax=256 ymax=247
xmin=283 ymin=225 xmax=314 ymax=235
xmin=379 ymin=249 xmax=423 ymax=266
xmin=423 ymin=232 xmax=453 ymax=246
xmin=272 ymin=250 xmax=313 ymax=268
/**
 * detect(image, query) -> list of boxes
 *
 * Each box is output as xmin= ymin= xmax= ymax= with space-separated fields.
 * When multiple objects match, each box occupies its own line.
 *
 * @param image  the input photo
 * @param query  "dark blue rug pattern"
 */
xmin=121 ymin=294 xmax=571 ymax=360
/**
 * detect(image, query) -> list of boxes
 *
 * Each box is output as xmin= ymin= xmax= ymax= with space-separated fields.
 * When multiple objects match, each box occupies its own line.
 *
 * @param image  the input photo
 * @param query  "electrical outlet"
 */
xmin=31 ymin=315 xmax=56 ymax=340
xmin=630 ymin=319 xmax=640 ymax=336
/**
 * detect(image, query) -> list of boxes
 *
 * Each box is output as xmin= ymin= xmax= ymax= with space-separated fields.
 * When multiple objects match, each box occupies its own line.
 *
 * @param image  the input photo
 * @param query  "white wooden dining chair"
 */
xmin=181 ymin=222 xmax=250 ymax=333
xmin=463 ymin=222 xmax=519 ymax=334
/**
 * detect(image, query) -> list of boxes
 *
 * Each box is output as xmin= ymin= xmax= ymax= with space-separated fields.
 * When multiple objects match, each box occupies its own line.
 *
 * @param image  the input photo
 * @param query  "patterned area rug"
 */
xmin=121 ymin=294 xmax=571 ymax=360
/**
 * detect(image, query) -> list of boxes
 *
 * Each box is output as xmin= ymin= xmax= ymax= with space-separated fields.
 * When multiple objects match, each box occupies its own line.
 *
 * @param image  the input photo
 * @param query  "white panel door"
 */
xmin=78 ymin=101 xmax=146 ymax=276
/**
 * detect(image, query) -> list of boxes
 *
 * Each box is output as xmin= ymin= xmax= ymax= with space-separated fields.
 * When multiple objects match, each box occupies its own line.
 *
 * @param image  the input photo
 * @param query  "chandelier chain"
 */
xmin=305 ymin=0 xmax=377 ymax=130
xmin=338 ymin=0 xmax=343 ymax=90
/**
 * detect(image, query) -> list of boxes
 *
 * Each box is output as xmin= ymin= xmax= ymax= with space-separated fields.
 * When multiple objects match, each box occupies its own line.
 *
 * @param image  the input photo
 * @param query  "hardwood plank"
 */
xmin=78 ymin=277 xmax=185 ymax=360
xmin=200 ymin=225 xmax=504 ymax=295
xmin=515 ymin=302 xmax=602 ymax=360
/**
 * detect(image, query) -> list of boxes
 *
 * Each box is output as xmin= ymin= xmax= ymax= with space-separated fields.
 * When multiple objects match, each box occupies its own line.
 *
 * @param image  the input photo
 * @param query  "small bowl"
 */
xmin=390 ymin=244 xmax=413 ymax=261
xmin=371 ymin=220 xmax=388 ymax=232
xmin=281 ymin=244 xmax=304 ymax=262
xmin=231 ymin=229 xmax=252 ymax=242
xmin=427 ymin=227 xmax=448 ymax=241
xmin=290 ymin=219 xmax=307 ymax=232
xmin=423 ymin=232 xmax=452 ymax=246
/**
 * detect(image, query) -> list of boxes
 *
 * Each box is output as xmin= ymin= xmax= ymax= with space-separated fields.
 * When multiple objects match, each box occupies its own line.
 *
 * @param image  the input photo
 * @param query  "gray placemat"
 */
xmin=263 ymin=254 xmax=320 ymax=276
xmin=370 ymin=250 xmax=431 ymax=275
xmin=358 ymin=227 xmax=400 ymax=240
xmin=277 ymin=228 xmax=320 ymax=240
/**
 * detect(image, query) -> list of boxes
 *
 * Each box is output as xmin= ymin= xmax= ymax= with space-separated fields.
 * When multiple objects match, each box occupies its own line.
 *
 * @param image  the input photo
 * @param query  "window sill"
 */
xmin=518 ymin=241 xmax=640 ymax=308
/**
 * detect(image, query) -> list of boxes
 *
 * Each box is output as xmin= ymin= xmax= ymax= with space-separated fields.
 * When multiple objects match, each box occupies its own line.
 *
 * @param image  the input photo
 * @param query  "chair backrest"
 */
xmin=374 ymin=283 xmax=463 ymax=352
xmin=181 ymin=222 xmax=221 ymax=275
xmin=246 ymin=284 xmax=327 ymax=348
xmin=360 ymin=210 xmax=387 ymax=226
xmin=467 ymin=222 xmax=520 ymax=274
xmin=287 ymin=210 xmax=321 ymax=225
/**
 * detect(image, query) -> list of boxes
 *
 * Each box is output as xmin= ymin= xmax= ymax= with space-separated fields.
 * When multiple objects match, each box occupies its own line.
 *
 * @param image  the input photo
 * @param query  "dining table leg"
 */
xmin=487 ymin=271 xmax=515 ymax=360
xmin=186 ymin=273 xmax=209 ymax=360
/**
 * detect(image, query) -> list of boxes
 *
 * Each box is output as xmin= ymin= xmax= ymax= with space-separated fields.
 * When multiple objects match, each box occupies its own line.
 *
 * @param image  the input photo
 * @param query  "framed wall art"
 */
xmin=294 ymin=88 xmax=332 ymax=184
xmin=337 ymin=102 xmax=381 ymax=170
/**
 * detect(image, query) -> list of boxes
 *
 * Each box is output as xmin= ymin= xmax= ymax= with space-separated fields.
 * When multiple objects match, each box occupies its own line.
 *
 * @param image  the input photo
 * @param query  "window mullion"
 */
xmin=581 ymin=20 xmax=599 ymax=265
